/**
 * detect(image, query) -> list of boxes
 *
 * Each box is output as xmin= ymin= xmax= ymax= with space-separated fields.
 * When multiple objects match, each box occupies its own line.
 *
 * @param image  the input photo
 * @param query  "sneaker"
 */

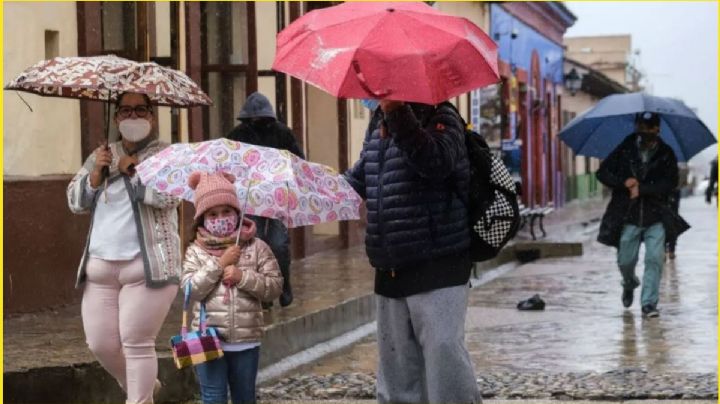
xmin=622 ymin=288 xmax=634 ymax=308
xmin=516 ymin=294 xmax=546 ymax=311
xmin=642 ymin=304 xmax=659 ymax=318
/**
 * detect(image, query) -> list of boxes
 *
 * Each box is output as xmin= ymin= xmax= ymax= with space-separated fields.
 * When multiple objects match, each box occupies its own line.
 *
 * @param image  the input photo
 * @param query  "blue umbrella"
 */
xmin=559 ymin=93 xmax=716 ymax=162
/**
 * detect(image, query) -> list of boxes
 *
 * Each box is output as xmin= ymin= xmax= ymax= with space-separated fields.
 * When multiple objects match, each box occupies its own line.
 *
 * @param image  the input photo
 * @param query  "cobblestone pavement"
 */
xmin=260 ymin=196 xmax=718 ymax=400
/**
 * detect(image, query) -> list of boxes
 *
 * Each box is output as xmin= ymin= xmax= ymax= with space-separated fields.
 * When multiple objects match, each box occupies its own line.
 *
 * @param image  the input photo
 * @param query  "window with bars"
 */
xmin=201 ymin=2 xmax=254 ymax=139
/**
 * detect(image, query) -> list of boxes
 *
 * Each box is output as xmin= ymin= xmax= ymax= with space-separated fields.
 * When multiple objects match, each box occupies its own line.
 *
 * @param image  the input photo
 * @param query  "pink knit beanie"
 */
xmin=188 ymin=171 xmax=241 ymax=220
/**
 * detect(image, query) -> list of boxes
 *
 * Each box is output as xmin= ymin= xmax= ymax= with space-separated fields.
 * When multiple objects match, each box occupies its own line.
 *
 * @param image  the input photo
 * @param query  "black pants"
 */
xmin=248 ymin=216 xmax=291 ymax=296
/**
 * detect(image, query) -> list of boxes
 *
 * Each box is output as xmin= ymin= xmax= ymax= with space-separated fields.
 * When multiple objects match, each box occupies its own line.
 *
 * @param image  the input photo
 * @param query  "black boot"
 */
xmin=279 ymin=262 xmax=293 ymax=307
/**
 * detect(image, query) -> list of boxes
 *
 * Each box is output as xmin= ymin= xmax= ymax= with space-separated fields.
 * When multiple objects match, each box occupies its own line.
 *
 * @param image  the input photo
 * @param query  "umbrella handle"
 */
xmin=235 ymin=182 xmax=253 ymax=246
xmin=352 ymin=60 xmax=391 ymax=99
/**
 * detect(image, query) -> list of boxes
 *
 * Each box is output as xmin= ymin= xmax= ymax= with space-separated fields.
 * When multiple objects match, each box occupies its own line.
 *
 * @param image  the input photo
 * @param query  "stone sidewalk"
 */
xmin=260 ymin=196 xmax=717 ymax=401
xmin=4 ymin=196 xmax=607 ymax=403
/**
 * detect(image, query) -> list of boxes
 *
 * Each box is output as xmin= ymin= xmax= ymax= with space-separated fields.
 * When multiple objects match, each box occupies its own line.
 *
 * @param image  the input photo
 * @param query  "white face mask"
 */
xmin=118 ymin=119 xmax=152 ymax=142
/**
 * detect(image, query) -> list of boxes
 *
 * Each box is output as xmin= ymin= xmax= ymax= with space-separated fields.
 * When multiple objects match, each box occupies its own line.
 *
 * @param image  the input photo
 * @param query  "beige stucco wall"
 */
xmin=562 ymin=91 xmax=596 ymax=118
xmin=154 ymin=2 xmax=173 ymax=145
xmin=348 ymin=100 xmax=370 ymax=169
xmin=257 ymin=2 xmax=278 ymax=116
xmin=4 ymin=2 xmax=80 ymax=176
xmin=565 ymin=35 xmax=631 ymax=87
xmin=307 ymin=85 xmax=340 ymax=235
xmin=256 ymin=2 xmax=277 ymax=72
xmin=562 ymin=91 xmax=602 ymax=176
xmin=437 ymin=1 xmax=489 ymax=31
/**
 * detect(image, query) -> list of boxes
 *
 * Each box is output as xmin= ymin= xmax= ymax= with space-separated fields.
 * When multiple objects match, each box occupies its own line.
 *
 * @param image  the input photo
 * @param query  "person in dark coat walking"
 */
xmin=596 ymin=111 xmax=688 ymax=318
xmin=665 ymin=187 xmax=681 ymax=260
xmin=344 ymin=100 xmax=481 ymax=404
xmin=705 ymin=157 xmax=717 ymax=205
xmin=225 ymin=92 xmax=304 ymax=307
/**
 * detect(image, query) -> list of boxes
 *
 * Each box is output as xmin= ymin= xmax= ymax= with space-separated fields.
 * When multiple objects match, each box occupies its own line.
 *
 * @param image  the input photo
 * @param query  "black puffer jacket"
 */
xmin=345 ymin=103 xmax=471 ymax=298
xmin=596 ymin=133 xmax=688 ymax=247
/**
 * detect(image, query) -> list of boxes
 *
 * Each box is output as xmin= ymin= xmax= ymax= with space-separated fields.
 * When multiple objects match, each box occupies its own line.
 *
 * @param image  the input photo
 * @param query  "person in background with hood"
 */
xmin=596 ymin=111 xmax=688 ymax=318
xmin=225 ymin=92 xmax=303 ymax=307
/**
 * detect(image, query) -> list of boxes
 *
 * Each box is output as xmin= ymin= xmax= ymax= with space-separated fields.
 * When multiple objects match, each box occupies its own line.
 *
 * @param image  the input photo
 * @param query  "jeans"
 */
xmin=617 ymin=222 xmax=665 ymax=307
xmin=195 ymin=348 xmax=260 ymax=404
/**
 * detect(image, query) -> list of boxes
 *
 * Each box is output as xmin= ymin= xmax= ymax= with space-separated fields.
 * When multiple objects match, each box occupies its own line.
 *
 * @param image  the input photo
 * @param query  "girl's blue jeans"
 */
xmin=194 ymin=347 xmax=260 ymax=404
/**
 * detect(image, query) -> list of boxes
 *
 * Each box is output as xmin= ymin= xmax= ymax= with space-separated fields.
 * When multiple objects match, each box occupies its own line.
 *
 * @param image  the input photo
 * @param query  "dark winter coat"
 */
xmin=225 ymin=118 xmax=304 ymax=266
xmin=596 ymin=133 xmax=689 ymax=247
xmin=706 ymin=159 xmax=717 ymax=203
xmin=225 ymin=121 xmax=305 ymax=159
xmin=345 ymin=103 xmax=471 ymax=298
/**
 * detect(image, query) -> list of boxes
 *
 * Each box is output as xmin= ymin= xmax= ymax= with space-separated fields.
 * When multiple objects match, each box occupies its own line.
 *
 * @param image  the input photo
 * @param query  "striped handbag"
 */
xmin=170 ymin=283 xmax=224 ymax=369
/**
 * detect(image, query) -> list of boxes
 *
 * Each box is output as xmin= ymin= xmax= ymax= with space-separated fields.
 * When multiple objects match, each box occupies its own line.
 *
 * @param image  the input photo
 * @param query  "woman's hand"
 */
xmin=218 ymin=245 xmax=241 ymax=268
xmin=119 ymin=155 xmax=139 ymax=176
xmin=222 ymin=265 xmax=244 ymax=286
xmin=89 ymin=144 xmax=112 ymax=188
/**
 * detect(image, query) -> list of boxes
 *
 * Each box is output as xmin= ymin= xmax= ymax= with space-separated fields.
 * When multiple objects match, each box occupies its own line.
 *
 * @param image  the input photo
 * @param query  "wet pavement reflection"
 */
xmin=295 ymin=195 xmax=717 ymax=375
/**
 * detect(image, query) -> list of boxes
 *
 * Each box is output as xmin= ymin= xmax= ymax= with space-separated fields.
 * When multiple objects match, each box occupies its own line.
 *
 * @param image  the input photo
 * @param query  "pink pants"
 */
xmin=82 ymin=257 xmax=178 ymax=404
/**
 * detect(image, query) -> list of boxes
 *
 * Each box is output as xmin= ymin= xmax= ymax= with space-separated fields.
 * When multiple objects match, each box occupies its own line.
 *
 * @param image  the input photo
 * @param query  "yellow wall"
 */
xmin=437 ymin=1 xmax=488 ymax=32
xmin=562 ymin=90 xmax=602 ymax=175
xmin=565 ymin=35 xmax=632 ymax=87
xmin=348 ymin=100 xmax=370 ymax=169
xmin=4 ymin=2 xmax=80 ymax=176
xmin=154 ymin=2 xmax=173 ymax=144
xmin=256 ymin=2 xmax=277 ymax=72
xmin=307 ymin=85 xmax=340 ymax=236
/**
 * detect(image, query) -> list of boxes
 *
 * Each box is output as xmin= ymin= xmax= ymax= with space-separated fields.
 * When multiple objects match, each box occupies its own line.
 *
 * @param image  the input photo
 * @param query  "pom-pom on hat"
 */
xmin=188 ymin=171 xmax=240 ymax=220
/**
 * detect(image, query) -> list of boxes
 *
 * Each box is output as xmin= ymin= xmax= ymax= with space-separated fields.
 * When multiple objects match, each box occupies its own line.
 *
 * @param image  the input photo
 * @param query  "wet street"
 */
xmin=261 ymin=195 xmax=717 ymax=400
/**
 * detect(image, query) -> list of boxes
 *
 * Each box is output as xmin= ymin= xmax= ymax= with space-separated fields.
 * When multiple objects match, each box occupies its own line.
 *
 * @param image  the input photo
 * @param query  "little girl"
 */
xmin=181 ymin=171 xmax=283 ymax=404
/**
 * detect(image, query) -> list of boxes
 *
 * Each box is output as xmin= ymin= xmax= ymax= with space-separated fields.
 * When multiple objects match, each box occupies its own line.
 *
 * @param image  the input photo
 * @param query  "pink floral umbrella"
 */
xmin=5 ymin=54 xmax=212 ymax=107
xmin=136 ymin=138 xmax=362 ymax=228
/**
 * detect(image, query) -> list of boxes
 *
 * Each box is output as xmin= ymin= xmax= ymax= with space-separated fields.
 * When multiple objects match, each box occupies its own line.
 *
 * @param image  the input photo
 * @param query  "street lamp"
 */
xmin=564 ymin=68 xmax=582 ymax=96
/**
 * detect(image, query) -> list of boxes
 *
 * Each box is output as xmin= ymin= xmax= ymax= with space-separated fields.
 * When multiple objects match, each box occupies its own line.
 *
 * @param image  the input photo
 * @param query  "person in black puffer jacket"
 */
xmin=225 ymin=92 xmax=304 ymax=308
xmin=344 ymin=100 xmax=481 ymax=404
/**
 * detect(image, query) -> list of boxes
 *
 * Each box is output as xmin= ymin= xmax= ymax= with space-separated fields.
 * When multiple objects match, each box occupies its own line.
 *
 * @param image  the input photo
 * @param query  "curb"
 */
xmin=4 ymin=240 xmax=583 ymax=404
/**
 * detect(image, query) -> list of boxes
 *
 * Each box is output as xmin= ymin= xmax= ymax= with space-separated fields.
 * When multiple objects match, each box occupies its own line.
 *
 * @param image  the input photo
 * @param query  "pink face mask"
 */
xmin=204 ymin=214 xmax=238 ymax=238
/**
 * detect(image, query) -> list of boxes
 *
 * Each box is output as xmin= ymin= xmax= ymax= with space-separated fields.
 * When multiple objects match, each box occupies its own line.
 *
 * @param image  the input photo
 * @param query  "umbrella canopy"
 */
xmin=559 ymin=92 xmax=716 ymax=162
xmin=272 ymin=1 xmax=499 ymax=105
xmin=5 ymin=55 xmax=212 ymax=107
xmin=135 ymin=139 xmax=362 ymax=228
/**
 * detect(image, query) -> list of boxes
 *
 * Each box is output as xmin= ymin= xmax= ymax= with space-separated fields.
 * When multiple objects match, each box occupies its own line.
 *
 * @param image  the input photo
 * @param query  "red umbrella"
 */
xmin=272 ymin=1 xmax=499 ymax=105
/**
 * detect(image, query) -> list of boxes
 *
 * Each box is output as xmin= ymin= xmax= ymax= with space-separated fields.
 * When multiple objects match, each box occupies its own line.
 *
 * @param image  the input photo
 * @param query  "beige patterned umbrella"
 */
xmin=5 ymin=54 xmax=212 ymax=107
